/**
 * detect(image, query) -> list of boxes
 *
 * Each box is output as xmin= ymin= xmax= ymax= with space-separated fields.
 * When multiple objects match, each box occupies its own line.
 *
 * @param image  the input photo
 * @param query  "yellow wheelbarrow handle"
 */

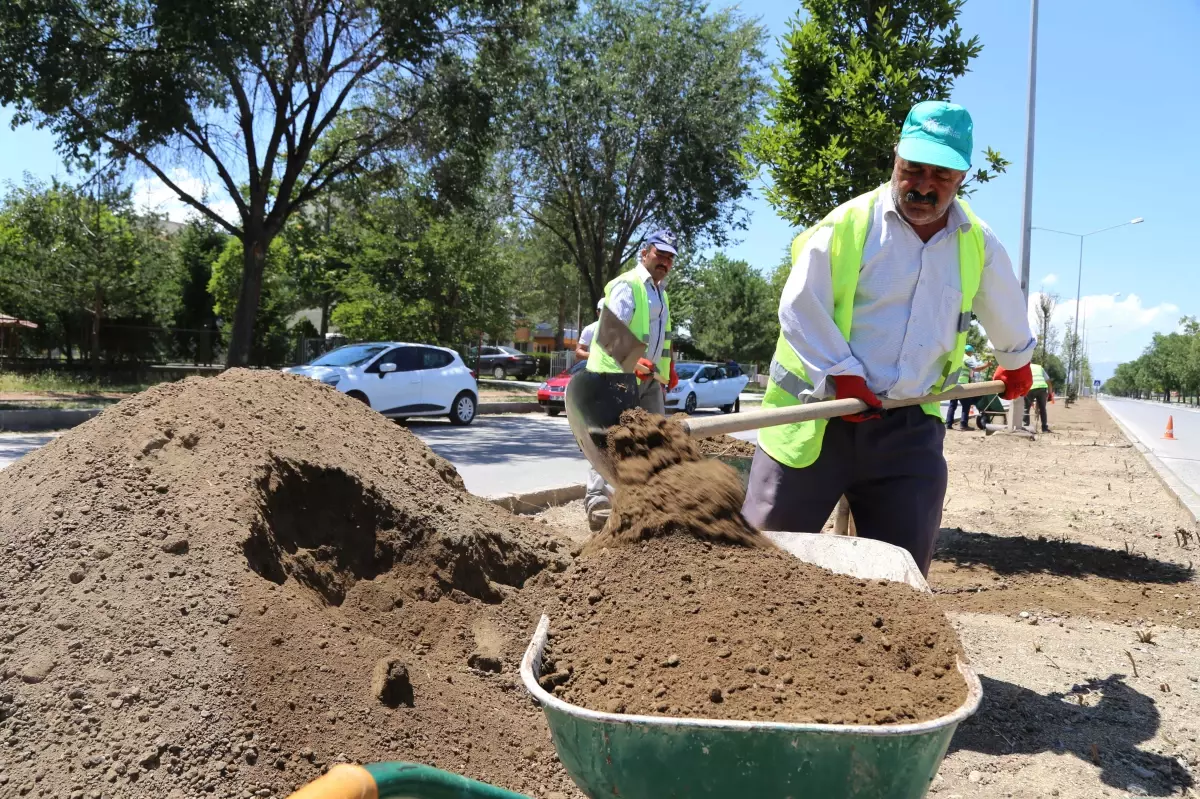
xmin=287 ymin=764 xmax=377 ymax=799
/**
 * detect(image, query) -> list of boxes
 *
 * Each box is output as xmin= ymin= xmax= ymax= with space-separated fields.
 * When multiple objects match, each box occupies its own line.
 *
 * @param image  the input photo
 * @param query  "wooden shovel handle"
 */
xmin=680 ymin=381 xmax=1007 ymax=440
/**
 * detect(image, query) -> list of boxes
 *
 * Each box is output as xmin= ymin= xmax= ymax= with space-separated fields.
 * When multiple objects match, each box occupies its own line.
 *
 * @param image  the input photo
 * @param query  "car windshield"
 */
xmin=308 ymin=343 xmax=389 ymax=367
xmin=675 ymin=363 xmax=701 ymax=379
xmin=499 ymin=346 xmax=523 ymax=356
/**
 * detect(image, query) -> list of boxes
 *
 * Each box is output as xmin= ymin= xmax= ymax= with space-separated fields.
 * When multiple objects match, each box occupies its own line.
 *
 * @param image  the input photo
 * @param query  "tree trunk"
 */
xmin=226 ymin=234 xmax=270 ymax=367
xmin=554 ymin=291 xmax=567 ymax=351
xmin=319 ymin=294 xmax=331 ymax=339
xmin=90 ymin=285 xmax=103 ymax=377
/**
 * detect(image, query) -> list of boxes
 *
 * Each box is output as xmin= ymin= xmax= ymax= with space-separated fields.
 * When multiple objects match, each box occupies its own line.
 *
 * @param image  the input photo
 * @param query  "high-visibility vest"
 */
xmin=586 ymin=268 xmax=672 ymax=383
xmin=1030 ymin=363 xmax=1049 ymax=390
xmin=758 ymin=185 xmax=986 ymax=470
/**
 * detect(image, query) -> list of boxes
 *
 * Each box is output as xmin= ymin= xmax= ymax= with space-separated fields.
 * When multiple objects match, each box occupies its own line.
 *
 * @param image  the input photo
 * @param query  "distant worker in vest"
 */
xmin=574 ymin=298 xmax=605 ymax=362
xmin=583 ymin=229 xmax=681 ymax=530
xmin=742 ymin=101 xmax=1036 ymax=575
xmin=945 ymin=344 xmax=987 ymax=431
xmin=1022 ymin=362 xmax=1053 ymax=433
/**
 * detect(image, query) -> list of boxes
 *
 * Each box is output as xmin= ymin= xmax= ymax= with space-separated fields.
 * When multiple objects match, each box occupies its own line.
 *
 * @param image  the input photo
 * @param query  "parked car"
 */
xmin=537 ymin=360 xmax=587 ymax=416
xmin=284 ymin=342 xmax=478 ymax=425
xmin=466 ymin=345 xmax=538 ymax=380
xmin=666 ymin=362 xmax=749 ymax=414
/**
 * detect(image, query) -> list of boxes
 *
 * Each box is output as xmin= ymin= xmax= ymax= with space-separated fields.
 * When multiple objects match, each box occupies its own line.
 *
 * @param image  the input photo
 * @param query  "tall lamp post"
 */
xmin=1032 ymin=218 xmax=1143 ymax=396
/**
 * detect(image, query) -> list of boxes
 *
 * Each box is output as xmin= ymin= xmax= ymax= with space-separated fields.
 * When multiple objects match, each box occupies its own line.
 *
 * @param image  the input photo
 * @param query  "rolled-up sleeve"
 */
xmin=608 ymin=282 xmax=635 ymax=325
xmin=973 ymin=228 xmax=1036 ymax=369
xmin=779 ymin=226 xmax=864 ymax=398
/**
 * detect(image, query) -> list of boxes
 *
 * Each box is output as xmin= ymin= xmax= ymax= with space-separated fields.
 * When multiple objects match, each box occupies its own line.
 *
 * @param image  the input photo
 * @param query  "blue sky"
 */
xmin=2 ymin=1 xmax=1196 ymax=378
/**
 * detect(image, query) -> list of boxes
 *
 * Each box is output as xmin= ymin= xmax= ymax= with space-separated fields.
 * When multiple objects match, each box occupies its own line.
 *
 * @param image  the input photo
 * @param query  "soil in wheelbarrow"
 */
xmin=557 ymin=410 xmax=969 ymax=725
xmin=587 ymin=408 xmax=765 ymax=552
xmin=543 ymin=536 xmax=968 ymax=725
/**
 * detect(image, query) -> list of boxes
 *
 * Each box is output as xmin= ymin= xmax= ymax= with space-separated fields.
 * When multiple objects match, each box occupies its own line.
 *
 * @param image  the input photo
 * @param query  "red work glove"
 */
xmin=994 ymin=363 xmax=1033 ymax=400
xmin=831 ymin=375 xmax=882 ymax=422
xmin=668 ymin=361 xmax=679 ymax=391
xmin=634 ymin=357 xmax=657 ymax=382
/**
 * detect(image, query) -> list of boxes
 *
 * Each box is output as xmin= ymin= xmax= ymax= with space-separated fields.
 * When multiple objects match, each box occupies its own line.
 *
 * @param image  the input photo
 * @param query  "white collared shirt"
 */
xmin=608 ymin=264 xmax=668 ymax=362
xmin=579 ymin=321 xmax=598 ymax=348
xmin=779 ymin=184 xmax=1035 ymax=400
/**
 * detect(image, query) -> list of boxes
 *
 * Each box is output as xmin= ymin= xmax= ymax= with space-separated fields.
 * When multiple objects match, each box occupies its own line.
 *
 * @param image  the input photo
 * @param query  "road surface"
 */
xmin=1100 ymin=396 xmax=1200 ymax=511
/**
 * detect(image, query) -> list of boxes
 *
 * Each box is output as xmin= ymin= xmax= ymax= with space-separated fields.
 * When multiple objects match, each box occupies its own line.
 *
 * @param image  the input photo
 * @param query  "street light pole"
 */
xmin=1033 ymin=218 xmax=1143 ymax=399
xmin=1009 ymin=0 xmax=1039 ymax=431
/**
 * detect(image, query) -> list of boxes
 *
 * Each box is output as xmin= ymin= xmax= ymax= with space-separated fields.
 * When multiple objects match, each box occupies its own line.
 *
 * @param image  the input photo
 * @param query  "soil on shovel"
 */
xmin=0 ymin=370 xmax=583 ymax=798
xmin=670 ymin=413 xmax=757 ymax=458
xmin=586 ymin=409 xmax=765 ymax=552
xmin=543 ymin=536 xmax=969 ymax=725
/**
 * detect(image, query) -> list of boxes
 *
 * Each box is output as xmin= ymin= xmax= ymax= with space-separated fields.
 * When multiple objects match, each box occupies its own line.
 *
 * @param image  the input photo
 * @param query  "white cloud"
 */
xmin=1039 ymin=273 xmax=1058 ymax=286
xmin=130 ymin=167 xmax=241 ymax=225
xmin=1027 ymin=291 xmax=1180 ymax=364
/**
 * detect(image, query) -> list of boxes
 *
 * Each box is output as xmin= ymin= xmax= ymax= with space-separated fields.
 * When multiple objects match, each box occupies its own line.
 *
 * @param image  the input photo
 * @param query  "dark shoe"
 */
xmin=1042 ymin=427 xmax=1052 ymax=433
xmin=958 ymin=424 xmax=971 ymax=431
xmin=946 ymin=422 xmax=955 ymax=430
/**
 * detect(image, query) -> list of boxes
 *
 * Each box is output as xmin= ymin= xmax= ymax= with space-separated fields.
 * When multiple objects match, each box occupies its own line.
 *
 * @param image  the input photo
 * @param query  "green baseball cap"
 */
xmin=898 ymin=101 xmax=973 ymax=171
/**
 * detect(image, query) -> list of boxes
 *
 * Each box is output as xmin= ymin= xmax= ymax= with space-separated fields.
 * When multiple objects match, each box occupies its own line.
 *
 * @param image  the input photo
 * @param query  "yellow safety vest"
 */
xmin=586 ymin=268 xmax=673 ymax=383
xmin=1030 ymin=363 xmax=1048 ymax=390
xmin=759 ymin=185 xmax=986 ymax=469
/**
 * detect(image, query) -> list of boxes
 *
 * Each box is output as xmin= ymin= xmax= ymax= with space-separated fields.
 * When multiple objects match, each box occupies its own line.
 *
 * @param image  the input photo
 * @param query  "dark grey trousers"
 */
xmin=741 ymin=407 xmax=948 ymax=575
xmin=1022 ymin=387 xmax=1050 ymax=431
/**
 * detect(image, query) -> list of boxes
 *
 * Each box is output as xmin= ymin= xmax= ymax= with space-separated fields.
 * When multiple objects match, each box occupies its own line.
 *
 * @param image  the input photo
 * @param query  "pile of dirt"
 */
xmin=0 ymin=370 xmax=582 ymax=798
xmin=541 ymin=536 xmax=969 ymax=725
xmin=587 ymin=409 xmax=764 ymax=551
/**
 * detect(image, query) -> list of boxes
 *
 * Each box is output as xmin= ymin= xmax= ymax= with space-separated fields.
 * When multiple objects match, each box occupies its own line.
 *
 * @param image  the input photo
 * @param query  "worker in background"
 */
xmin=946 ymin=344 xmax=987 ymax=431
xmin=574 ymin=298 xmax=604 ymax=362
xmin=742 ymin=101 xmax=1036 ymax=575
xmin=583 ymin=230 xmax=681 ymax=531
xmin=1022 ymin=362 xmax=1053 ymax=433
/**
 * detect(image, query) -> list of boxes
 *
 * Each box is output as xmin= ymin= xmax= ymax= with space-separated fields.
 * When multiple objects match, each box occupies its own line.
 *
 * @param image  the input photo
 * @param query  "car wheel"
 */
xmin=720 ymin=403 xmax=734 ymax=414
xmin=684 ymin=392 xmax=697 ymax=413
xmin=547 ymin=407 xmax=561 ymax=417
xmin=492 ymin=366 xmax=506 ymax=380
xmin=734 ymin=397 xmax=740 ymax=413
xmin=346 ymin=391 xmax=370 ymax=407
xmin=450 ymin=392 xmax=476 ymax=426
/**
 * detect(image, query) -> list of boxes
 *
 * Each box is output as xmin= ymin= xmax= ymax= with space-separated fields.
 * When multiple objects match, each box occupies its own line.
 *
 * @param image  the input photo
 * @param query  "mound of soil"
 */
xmin=587 ymin=409 xmax=764 ymax=552
xmin=0 ymin=370 xmax=581 ymax=798
xmin=542 ymin=536 xmax=968 ymax=725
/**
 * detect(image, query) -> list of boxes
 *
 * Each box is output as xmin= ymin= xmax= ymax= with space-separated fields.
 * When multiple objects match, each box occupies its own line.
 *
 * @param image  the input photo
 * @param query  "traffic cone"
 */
xmin=1164 ymin=416 xmax=1176 ymax=440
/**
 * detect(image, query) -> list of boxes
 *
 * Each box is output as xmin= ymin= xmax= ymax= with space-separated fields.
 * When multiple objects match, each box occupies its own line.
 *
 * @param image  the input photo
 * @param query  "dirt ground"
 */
xmin=538 ymin=399 xmax=1200 ymax=798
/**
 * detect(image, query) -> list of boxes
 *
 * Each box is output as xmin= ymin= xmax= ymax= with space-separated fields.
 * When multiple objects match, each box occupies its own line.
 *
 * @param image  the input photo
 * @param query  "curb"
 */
xmin=477 ymin=402 xmax=543 ymax=415
xmin=478 ymin=378 xmax=540 ymax=393
xmin=0 ymin=408 xmax=102 ymax=432
xmin=489 ymin=483 xmax=585 ymax=514
xmin=1100 ymin=400 xmax=1200 ymax=526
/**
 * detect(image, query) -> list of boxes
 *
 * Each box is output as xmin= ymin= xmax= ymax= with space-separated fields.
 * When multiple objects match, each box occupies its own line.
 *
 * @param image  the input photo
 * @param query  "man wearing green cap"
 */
xmin=743 ymin=101 xmax=1036 ymax=575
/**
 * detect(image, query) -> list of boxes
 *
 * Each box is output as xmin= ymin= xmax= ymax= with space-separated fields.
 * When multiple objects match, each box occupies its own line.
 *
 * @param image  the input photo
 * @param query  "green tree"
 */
xmin=173 ymin=220 xmax=227 ymax=365
xmin=208 ymin=237 xmax=299 ymax=367
xmin=746 ymin=0 xmax=1008 ymax=226
xmin=0 ymin=0 xmax=532 ymax=366
xmin=0 ymin=178 xmax=178 ymax=369
xmin=511 ymin=0 xmax=766 ymax=304
xmin=683 ymin=254 xmax=776 ymax=365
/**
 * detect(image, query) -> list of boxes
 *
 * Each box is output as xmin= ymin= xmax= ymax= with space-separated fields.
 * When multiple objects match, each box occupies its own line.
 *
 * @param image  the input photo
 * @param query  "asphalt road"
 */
xmin=1100 ymin=396 xmax=1200 ymax=505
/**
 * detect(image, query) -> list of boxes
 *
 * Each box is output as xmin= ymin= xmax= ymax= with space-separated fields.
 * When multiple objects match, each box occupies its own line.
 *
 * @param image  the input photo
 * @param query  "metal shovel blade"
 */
xmin=595 ymin=306 xmax=647 ymax=373
xmin=564 ymin=369 xmax=640 ymax=485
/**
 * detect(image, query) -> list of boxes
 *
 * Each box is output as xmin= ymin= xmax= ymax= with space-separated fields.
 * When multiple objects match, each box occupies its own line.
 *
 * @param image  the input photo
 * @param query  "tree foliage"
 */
xmin=0 ymin=0 xmax=532 ymax=365
xmin=510 ymin=0 xmax=766 ymax=304
xmin=1103 ymin=322 xmax=1200 ymax=404
xmin=746 ymin=0 xmax=1008 ymax=226
xmin=0 ymin=178 xmax=178 ymax=366
xmin=677 ymin=254 xmax=776 ymax=364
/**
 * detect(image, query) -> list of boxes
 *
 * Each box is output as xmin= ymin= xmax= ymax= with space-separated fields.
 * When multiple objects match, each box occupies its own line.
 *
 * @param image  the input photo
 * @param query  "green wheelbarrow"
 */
xmin=518 ymin=533 xmax=983 ymax=799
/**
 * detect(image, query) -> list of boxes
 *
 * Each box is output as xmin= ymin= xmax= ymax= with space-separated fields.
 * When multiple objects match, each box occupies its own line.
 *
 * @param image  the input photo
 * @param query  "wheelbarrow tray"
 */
xmin=519 ymin=533 xmax=982 ymax=799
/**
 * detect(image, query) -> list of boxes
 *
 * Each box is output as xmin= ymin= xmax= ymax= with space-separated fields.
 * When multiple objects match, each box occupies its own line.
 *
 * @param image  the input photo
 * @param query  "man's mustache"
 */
xmin=904 ymin=190 xmax=938 ymax=205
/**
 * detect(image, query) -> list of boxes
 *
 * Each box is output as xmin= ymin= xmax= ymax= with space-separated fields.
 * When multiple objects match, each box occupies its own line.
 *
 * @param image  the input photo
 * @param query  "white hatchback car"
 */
xmin=666 ymin=362 xmax=749 ymax=414
xmin=285 ymin=342 xmax=479 ymax=425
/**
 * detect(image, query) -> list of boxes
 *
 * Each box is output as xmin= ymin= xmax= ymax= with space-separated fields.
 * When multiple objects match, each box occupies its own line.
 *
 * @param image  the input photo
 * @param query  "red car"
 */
xmin=537 ymin=360 xmax=586 ymax=416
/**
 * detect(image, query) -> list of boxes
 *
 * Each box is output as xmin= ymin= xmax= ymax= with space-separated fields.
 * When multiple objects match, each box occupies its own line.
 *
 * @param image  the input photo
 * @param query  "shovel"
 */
xmin=566 ymin=367 xmax=1007 ymax=485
